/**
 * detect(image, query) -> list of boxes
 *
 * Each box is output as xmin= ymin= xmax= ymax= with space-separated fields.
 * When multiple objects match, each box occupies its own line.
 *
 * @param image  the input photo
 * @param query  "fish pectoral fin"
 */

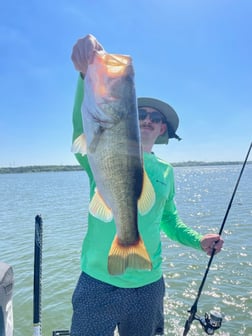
xmin=108 ymin=236 xmax=152 ymax=275
xmin=89 ymin=189 xmax=113 ymax=222
xmin=89 ymin=126 xmax=104 ymax=153
xmin=138 ymin=170 xmax=156 ymax=215
xmin=71 ymin=134 xmax=87 ymax=156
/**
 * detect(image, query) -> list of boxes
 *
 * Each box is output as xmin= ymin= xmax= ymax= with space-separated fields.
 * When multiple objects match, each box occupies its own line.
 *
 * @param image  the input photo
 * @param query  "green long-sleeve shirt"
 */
xmin=72 ymin=75 xmax=203 ymax=288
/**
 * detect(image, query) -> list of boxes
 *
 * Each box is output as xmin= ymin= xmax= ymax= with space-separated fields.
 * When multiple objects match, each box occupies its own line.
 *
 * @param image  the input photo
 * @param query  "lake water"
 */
xmin=0 ymin=164 xmax=251 ymax=336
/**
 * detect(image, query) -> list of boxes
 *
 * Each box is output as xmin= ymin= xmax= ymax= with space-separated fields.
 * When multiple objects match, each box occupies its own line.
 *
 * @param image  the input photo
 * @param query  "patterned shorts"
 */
xmin=70 ymin=272 xmax=165 ymax=336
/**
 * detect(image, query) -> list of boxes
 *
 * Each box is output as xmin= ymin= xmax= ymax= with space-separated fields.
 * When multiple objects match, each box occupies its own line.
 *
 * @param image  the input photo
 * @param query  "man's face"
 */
xmin=138 ymin=107 xmax=167 ymax=147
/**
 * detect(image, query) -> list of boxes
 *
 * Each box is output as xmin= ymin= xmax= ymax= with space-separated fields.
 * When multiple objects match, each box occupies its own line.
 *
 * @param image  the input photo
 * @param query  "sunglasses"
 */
xmin=138 ymin=108 xmax=165 ymax=124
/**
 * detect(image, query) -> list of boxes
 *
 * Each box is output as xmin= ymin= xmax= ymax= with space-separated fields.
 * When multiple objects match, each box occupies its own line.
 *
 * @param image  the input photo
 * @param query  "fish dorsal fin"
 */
xmin=71 ymin=134 xmax=87 ymax=156
xmin=138 ymin=170 xmax=156 ymax=215
xmin=89 ymin=188 xmax=113 ymax=222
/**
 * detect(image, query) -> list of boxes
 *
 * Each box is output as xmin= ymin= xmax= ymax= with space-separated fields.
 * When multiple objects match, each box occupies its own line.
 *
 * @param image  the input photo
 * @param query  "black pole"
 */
xmin=183 ymin=142 xmax=252 ymax=336
xmin=33 ymin=215 xmax=43 ymax=336
xmin=218 ymin=142 xmax=252 ymax=236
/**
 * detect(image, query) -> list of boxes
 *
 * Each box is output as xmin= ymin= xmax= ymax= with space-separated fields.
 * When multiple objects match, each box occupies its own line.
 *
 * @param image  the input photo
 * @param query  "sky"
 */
xmin=0 ymin=0 xmax=251 ymax=167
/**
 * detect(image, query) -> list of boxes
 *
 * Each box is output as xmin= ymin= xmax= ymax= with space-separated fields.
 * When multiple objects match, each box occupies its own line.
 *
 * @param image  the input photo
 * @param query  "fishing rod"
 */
xmin=183 ymin=142 xmax=252 ymax=336
xmin=33 ymin=215 xmax=43 ymax=336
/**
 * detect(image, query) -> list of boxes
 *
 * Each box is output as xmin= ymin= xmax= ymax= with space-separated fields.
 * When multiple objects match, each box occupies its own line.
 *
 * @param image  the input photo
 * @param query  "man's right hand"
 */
xmin=71 ymin=34 xmax=104 ymax=75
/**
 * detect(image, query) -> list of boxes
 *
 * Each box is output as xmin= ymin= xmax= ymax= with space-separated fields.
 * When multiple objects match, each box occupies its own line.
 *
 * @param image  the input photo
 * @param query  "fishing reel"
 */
xmin=194 ymin=311 xmax=223 ymax=335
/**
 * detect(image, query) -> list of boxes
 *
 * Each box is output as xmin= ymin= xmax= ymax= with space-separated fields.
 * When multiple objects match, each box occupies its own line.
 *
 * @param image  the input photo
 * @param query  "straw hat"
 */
xmin=137 ymin=97 xmax=181 ymax=144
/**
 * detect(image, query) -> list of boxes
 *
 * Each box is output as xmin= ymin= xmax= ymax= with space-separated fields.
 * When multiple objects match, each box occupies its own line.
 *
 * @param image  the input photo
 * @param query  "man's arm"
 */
xmin=160 ymin=198 xmax=223 ymax=254
xmin=71 ymin=74 xmax=91 ymax=171
xmin=160 ymin=198 xmax=203 ymax=250
xmin=71 ymin=34 xmax=105 ymax=172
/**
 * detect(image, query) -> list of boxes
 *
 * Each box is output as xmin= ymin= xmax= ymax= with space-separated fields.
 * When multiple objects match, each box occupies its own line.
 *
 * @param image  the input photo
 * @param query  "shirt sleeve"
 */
xmin=72 ymin=74 xmax=92 ymax=176
xmin=160 ymin=170 xmax=203 ymax=250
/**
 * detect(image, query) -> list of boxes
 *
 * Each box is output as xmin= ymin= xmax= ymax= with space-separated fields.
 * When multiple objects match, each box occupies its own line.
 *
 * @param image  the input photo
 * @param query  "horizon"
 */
xmin=1 ymin=159 xmax=252 ymax=170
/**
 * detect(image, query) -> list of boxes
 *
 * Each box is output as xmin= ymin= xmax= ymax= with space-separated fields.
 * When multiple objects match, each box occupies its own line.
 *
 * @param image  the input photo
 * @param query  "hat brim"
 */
xmin=137 ymin=97 xmax=179 ymax=144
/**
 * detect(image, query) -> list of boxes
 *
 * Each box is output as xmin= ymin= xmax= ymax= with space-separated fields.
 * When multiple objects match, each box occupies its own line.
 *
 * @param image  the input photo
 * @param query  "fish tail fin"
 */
xmin=108 ymin=236 xmax=152 ymax=275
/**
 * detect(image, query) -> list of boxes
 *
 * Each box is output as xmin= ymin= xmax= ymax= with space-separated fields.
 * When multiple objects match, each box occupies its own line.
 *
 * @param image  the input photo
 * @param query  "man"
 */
xmin=70 ymin=34 xmax=223 ymax=336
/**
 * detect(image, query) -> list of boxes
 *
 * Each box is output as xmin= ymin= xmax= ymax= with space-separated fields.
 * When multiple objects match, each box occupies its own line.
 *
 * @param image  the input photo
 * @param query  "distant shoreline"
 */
xmin=0 ymin=161 xmax=251 ymax=174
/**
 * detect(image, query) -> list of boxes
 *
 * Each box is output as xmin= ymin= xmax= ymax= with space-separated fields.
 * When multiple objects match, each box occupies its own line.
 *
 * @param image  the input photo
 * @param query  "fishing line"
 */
xmin=183 ymin=142 xmax=252 ymax=336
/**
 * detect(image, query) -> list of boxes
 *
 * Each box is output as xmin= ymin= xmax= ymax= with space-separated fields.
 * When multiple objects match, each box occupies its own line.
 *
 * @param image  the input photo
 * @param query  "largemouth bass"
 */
xmin=72 ymin=49 xmax=155 ymax=275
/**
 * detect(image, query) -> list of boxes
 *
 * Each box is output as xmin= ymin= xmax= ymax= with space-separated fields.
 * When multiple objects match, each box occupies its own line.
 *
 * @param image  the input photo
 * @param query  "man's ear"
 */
xmin=159 ymin=123 xmax=167 ymax=135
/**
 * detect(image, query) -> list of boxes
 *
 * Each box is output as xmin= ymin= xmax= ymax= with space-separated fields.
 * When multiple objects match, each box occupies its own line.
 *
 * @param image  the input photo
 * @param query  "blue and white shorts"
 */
xmin=70 ymin=272 xmax=165 ymax=336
